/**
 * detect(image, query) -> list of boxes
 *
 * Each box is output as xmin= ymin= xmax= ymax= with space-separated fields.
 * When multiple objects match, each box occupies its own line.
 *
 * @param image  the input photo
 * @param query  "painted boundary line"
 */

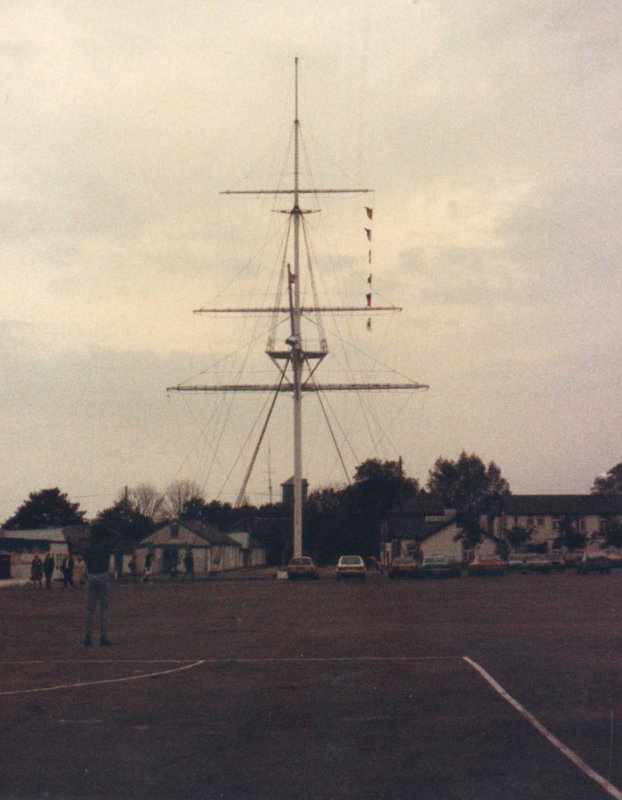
xmin=463 ymin=656 xmax=622 ymax=800
xmin=0 ymin=656 xmax=457 ymax=696
xmin=0 ymin=659 xmax=205 ymax=697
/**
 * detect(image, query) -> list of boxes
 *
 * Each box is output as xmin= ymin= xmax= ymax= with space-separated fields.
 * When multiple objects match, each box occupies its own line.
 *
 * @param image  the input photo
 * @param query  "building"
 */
xmin=136 ymin=519 xmax=244 ymax=576
xmin=0 ymin=527 xmax=72 ymax=581
xmin=380 ymin=497 xmax=499 ymax=565
xmin=383 ymin=494 xmax=622 ymax=564
xmin=227 ymin=531 xmax=267 ymax=568
xmin=491 ymin=495 xmax=622 ymax=549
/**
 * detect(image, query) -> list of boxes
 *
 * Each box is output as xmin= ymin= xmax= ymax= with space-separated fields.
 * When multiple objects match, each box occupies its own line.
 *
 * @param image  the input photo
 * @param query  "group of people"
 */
xmin=30 ymin=553 xmax=85 ymax=589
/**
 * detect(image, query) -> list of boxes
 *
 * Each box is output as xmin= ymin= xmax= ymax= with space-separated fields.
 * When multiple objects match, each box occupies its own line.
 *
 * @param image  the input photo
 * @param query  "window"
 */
xmin=170 ymin=523 xmax=179 ymax=539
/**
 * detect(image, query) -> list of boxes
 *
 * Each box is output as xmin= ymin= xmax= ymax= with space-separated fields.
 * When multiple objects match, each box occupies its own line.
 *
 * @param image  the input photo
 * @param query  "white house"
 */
xmin=0 ymin=528 xmax=70 ymax=581
xmin=381 ymin=496 xmax=502 ymax=565
xmin=227 ymin=531 xmax=267 ymax=568
xmin=136 ymin=520 xmax=243 ymax=576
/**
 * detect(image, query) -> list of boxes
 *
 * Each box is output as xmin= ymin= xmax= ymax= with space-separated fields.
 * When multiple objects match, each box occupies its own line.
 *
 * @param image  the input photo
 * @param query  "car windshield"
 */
xmin=424 ymin=556 xmax=448 ymax=564
xmin=290 ymin=558 xmax=311 ymax=565
xmin=340 ymin=556 xmax=362 ymax=565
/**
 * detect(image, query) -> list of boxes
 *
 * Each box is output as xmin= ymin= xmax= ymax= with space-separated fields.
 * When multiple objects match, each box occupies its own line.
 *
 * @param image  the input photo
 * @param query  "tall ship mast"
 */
xmin=168 ymin=59 xmax=428 ymax=558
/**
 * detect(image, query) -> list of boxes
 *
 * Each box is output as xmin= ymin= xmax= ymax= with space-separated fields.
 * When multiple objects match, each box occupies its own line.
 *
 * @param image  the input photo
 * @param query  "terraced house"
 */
xmin=383 ymin=494 xmax=622 ymax=563
xmin=491 ymin=494 xmax=622 ymax=548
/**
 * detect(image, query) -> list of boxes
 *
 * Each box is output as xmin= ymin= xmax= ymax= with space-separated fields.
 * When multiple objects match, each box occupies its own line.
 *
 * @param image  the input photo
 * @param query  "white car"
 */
xmin=336 ymin=555 xmax=366 ymax=580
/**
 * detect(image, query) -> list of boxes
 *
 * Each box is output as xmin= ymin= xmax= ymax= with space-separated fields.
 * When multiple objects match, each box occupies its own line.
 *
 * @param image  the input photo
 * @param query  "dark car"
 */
xmin=388 ymin=556 xmax=418 ymax=579
xmin=508 ymin=554 xmax=527 ymax=572
xmin=419 ymin=555 xmax=461 ymax=579
xmin=577 ymin=553 xmax=611 ymax=575
xmin=286 ymin=556 xmax=319 ymax=580
xmin=525 ymin=554 xmax=552 ymax=574
xmin=548 ymin=552 xmax=567 ymax=571
xmin=467 ymin=556 xmax=507 ymax=577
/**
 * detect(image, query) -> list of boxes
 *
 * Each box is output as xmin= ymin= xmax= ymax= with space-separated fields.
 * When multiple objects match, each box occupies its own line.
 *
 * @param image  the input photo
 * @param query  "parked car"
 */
xmin=387 ymin=556 xmax=419 ymax=579
xmin=548 ymin=552 xmax=567 ymax=571
xmin=419 ymin=555 xmax=461 ymax=579
xmin=336 ymin=555 xmax=366 ymax=580
xmin=467 ymin=555 xmax=507 ymax=577
xmin=577 ymin=553 xmax=611 ymax=574
xmin=525 ymin=554 xmax=552 ymax=574
xmin=508 ymin=554 xmax=527 ymax=572
xmin=607 ymin=549 xmax=622 ymax=568
xmin=564 ymin=551 xmax=584 ymax=569
xmin=286 ymin=556 xmax=319 ymax=580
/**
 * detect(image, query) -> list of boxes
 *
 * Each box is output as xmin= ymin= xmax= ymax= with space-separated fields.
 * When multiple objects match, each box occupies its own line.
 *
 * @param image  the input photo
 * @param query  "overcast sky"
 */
xmin=1 ymin=0 xmax=620 ymax=522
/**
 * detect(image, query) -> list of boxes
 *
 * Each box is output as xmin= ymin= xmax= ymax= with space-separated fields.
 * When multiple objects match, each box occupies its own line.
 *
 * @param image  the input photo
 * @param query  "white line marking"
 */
xmin=0 ymin=659 xmax=199 ymax=665
xmin=463 ymin=656 xmax=622 ymax=800
xmin=201 ymin=656 xmax=459 ymax=664
xmin=0 ymin=660 xmax=205 ymax=697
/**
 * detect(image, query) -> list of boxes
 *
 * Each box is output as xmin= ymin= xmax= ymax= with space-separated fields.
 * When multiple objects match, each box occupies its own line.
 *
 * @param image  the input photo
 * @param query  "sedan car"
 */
xmin=525 ymin=554 xmax=552 ymax=574
xmin=387 ymin=556 xmax=419 ymax=579
xmin=286 ymin=556 xmax=319 ymax=580
xmin=419 ymin=555 xmax=461 ymax=579
xmin=577 ymin=553 xmax=611 ymax=574
xmin=508 ymin=554 xmax=527 ymax=572
xmin=336 ymin=555 xmax=366 ymax=580
xmin=467 ymin=555 xmax=507 ymax=577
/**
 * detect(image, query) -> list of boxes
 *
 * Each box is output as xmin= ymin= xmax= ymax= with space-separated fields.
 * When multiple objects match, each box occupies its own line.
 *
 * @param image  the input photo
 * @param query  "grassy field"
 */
xmin=2 ymin=568 xmax=622 ymax=799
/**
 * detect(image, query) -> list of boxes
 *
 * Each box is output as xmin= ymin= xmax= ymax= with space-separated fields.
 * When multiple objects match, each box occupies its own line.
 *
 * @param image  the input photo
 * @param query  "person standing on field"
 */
xmin=43 ymin=553 xmax=55 ymax=589
xmin=31 ymin=555 xmax=43 ymax=589
xmin=183 ymin=550 xmax=194 ymax=581
xmin=83 ymin=524 xmax=120 ymax=647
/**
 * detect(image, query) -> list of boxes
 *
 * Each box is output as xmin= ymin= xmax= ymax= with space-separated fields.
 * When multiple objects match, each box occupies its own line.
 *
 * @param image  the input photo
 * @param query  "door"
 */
xmin=0 ymin=554 xmax=10 ymax=579
xmin=162 ymin=548 xmax=179 ymax=574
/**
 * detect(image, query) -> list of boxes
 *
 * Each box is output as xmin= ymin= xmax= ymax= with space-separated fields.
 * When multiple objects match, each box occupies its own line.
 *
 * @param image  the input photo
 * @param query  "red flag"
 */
xmin=367 ymin=274 xmax=372 ymax=284
xmin=364 ymin=228 xmax=372 ymax=241
xmin=365 ymin=207 xmax=374 ymax=220
xmin=366 ymin=293 xmax=372 ymax=307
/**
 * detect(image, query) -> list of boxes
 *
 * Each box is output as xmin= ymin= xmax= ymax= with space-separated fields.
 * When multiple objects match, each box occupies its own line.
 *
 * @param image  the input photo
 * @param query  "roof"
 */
xmin=387 ymin=495 xmax=446 ymax=516
xmin=138 ymin=520 xmax=242 ymax=548
xmin=0 ymin=527 xmax=67 ymax=543
xmin=501 ymin=495 xmax=622 ymax=516
xmin=386 ymin=516 xmax=456 ymax=542
xmin=280 ymin=476 xmax=309 ymax=487
xmin=227 ymin=531 xmax=265 ymax=550
xmin=0 ymin=538 xmax=68 ymax=553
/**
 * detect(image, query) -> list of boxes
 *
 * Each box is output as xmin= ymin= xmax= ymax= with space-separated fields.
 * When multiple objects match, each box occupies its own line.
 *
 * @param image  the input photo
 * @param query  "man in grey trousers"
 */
xmin=83 ymin=523 xmax=120 ymax=647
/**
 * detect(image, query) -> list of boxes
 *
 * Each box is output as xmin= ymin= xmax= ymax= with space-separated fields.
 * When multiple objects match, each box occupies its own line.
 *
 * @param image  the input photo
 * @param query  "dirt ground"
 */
xmin=2 ymin=568 xmax=622 ymax=799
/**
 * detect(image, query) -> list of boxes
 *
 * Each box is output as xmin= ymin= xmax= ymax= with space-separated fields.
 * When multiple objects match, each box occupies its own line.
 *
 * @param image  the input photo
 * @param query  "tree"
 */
xmin=95 ymin=499 xmax=155 ymax=544
xmin=127 ymin=484 xmax=166 ymax=522
xmin=3 ymin=488 xmax=86 ymax=530
xmin=165 ymin=480 xmax=205 ymax=519
xmin=591 ymin=463 xmax=622 ymax=495
xmin=554 ymin=515 xmax=586 ymax=552
xmin=340 ymin=459 xmax=420 ymax=557
xmin=506 ymin=526 xmax=532 ymax=551
xmin=426 ymin=451 xmax=510 ymax=513
xmin=304 ymin=486 xmax=347 ymax=564
xmin=601 ymin=518 xmax=622 ymax=549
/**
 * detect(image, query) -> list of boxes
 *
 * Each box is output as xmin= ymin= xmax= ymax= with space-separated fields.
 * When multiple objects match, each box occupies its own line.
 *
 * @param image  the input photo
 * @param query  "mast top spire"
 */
xmin=295 ymin=56 xmax=299 ymax=124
